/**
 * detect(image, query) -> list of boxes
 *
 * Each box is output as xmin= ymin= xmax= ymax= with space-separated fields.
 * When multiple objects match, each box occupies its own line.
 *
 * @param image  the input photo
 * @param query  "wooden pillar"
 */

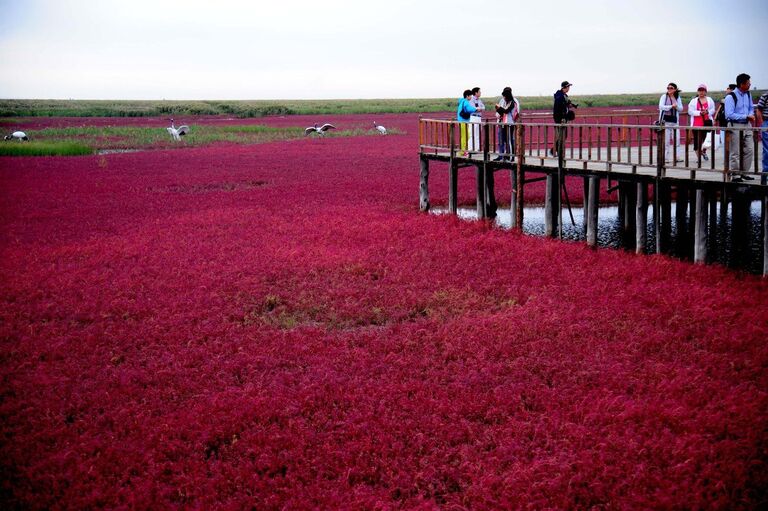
xmin=476 ymin=164 xmax=486 ymax=219
xmin=545 ymin=173 xmax=560 ymax=237
xmin=587 ymin=175 xmax=600 ymax=247
xmin=514 ymin=124 xmax=525 ymax=230
xmin=636 ymin=181 xmax=648 ymax=254
xmin=485 ymin=166 xmax=497 ymax=219
xmin=763 ymin=195 xmax=767 ymax=277
xmin=654 ymin=180 xmax=672 ymax=254
xmin=419 ymin=156 xmax=430 ymax=212
xmin=448 ymin=160 xmax=458 ymax=214
xmin=583 ymin=176 xmax=589 ymax=231
xmin=510 ymin=167 xmax=518 ymax=229
xmin=675 ymin=184 xmax=688 ymax=240
xmin=694 ymin=188 xmax=707 ymax=264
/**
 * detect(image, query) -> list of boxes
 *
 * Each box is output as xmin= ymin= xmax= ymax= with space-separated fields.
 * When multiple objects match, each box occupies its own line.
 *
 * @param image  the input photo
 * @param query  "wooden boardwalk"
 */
xmin=418 ymin=118 xmax=768 ymax=275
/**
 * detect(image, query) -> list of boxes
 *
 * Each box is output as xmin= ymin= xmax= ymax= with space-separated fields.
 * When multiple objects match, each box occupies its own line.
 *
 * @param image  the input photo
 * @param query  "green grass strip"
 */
xmin=0 ymin=141 xmax=92 ymax=156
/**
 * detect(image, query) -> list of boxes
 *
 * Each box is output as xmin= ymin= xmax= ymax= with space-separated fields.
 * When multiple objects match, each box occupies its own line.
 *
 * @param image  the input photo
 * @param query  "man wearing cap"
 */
xmin=725 ymin=73 xmax=755 ymax=182
xmin=550 ymin=81 xmax=576 ymax=157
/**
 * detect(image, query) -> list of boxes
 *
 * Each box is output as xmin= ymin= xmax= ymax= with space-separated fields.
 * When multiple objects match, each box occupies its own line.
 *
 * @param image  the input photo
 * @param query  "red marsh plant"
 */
xmin=0 ymin=129 xmax=767 ymax=509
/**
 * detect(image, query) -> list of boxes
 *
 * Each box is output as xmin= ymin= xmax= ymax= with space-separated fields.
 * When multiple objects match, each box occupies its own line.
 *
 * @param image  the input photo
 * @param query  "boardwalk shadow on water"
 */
xmin=432 ymin=201 xmax=765 ymax=274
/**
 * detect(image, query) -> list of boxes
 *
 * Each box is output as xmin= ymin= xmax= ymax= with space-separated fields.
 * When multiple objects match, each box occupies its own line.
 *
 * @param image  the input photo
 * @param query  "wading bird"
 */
xmin=304 ymin=123 xmax=336 ymax=137
xmin=4 ymin=131 xmax=28 ymax=141
xmin=373 ymin=122 xmax=387 ymax=135
xmin=167 ymin=119 xmax=189 ymax=141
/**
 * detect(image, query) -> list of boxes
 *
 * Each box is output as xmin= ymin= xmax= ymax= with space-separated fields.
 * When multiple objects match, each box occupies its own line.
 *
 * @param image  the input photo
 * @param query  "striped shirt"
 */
xmin=758 ymin=92 xmax=768 ymax=117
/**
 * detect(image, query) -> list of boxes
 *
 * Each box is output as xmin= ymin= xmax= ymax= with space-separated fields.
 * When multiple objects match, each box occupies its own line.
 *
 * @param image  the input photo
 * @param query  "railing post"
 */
xmin=656 ymin=124 xmax=665 ymax=178
xmin=448 ymin=122 xmax=457 ymax=214
xmin=694 ymin=187 xmax=707 ymax=264
xmin=515 ymin=124 xmax=525 ymax=230
xmin=419 ymin=155 xmax=429 ymax=212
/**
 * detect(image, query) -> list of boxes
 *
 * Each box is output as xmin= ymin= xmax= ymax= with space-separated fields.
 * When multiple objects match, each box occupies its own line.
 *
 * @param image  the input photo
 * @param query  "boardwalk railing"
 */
xmin=418 ymin=117 xmax=768 ymax=275
xmin=418 ymin=117 xmax=766 ymax=181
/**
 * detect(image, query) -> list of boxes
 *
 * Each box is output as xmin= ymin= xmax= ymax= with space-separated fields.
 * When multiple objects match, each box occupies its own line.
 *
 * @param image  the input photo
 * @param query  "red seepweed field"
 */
xmin=1 ymin=113 xmax=767 ymax=509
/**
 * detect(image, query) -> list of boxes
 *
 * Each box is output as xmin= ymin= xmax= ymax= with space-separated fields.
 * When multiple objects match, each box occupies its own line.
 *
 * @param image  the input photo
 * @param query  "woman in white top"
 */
xmin=687 ymin=84 xmax=716 ymax=161
xmin=658 ymin=82 xmax=684 ymax=163
xmin=494 ymin=87 xmax=520 ymax=161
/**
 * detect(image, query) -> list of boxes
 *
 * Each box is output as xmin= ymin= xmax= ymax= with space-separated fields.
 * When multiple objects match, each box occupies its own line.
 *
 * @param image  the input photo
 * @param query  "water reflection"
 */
xmin=433 ymin=202 xmax=765 ymax=274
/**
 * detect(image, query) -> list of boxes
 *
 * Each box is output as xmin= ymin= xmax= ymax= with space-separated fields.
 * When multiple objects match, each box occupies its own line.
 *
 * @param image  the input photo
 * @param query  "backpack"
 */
xmin=716 ymin=91 xmax=737 ymax=126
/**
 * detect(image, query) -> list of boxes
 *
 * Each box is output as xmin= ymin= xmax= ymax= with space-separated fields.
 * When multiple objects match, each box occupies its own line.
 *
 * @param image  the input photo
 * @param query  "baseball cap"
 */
xmin=697 ymin=83 xmax=707 ymax=91
xmin=561 ymin=81 xmax=573 ymax=88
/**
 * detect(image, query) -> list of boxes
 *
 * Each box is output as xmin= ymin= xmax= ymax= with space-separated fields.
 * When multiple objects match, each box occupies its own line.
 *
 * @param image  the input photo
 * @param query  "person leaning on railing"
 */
xmin=658 ymin=82 xmax=684 ymax=164
xmin=494 ymin=86 xmax=520 ymax=162
xmin=757 ymin=90 xmax=768 ymax=185
xmin=457 ymin=89 xmax=478 ymax=156
xmin=724 ymin=73 xmax=755 ymax=182
xmin=687 ymin=84 xmax=715 ymax=161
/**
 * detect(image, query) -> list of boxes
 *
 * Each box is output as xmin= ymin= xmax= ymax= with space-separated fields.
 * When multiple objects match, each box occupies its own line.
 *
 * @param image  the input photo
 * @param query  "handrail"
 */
xmin=418 ymin=118 xmax=767 ymax=183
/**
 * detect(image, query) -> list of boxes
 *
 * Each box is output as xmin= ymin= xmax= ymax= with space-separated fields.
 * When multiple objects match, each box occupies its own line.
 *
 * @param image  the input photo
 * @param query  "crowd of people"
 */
xmin=456 ymin=73 xmax=768 ymax=183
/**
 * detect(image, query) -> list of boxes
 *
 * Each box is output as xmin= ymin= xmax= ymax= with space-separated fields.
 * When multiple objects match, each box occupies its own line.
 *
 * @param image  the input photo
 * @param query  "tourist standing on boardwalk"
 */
xmin=494 ymin=87 xmax=520 ymax=161
xmin=725 ymin=73 xmax=755 ymax=182
xmin=457 ymin=89 xmax=478 ymax=155
xmin=714 ymin=84 xmax=736 ymax=147
xmin=687 ymin=84 xmax=715 ymax=161
xmin=659 ymin=82 xmax=683 ymax=163
xmin=468 ymin=87 xmax=485 ymax=153
xmin=756 ymin=89 xmax=768 ymax=184
xmin=550 ymin=81 xmax=576 ymax=157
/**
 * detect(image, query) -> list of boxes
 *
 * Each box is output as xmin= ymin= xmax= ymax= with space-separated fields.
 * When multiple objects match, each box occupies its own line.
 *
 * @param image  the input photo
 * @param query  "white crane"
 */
xmin=4 ymin=131 xmax=29 ymax=141
xmin=167 ymin=118 xmax=189 ymax=141
xmin=304 ymin=123 xmax=336 ymax=137
xmin=373 ymin=121 xmax=387 ymax=135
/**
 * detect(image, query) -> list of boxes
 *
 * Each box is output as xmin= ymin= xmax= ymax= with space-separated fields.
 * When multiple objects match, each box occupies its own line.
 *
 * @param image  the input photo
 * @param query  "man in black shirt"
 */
xmin=550 ymin=81 xmax=576 ymax=157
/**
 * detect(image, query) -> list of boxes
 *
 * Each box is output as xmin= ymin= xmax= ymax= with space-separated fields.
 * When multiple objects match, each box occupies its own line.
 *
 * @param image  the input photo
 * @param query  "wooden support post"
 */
xmin=763 ymin=195 xmax=767 ymax=277
xmin=485 ymin=166 xmax=496 ymax=219
xmin=545 ymin=173 xmax=560 ymax=237
xmin=514 ymin=125 xmax=525 ymax=230
xmin=636 ymin=181 xmax=648 ymax=254
xmin=658 ymin=181 xmax=672 ymax=253
xmin=419 ymin=156 xmax=430 ymax=212
xmin=510 ymin=166 xmax=518 ymax=229
xmin=476 ymin=164 xmax=486 ymax=219
xmin=583 ymin=176 xmax=589 ymax=231
xmin=676 ymin=184 xmax=688 ymax=240
xmin=694 ymin=188 xmax=707 ymax=264
xmin=654 ymin=179 xmax=662 ymax=254
xmin=448 ymin=160 xmax=458 ymax=214
xmin=587 ymin=175 xmax=600 ymax=247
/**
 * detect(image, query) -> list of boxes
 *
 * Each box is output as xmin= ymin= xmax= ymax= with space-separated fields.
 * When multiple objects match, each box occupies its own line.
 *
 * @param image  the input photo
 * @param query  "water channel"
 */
xmin=432 ymin=201 xmax=765 ymax=274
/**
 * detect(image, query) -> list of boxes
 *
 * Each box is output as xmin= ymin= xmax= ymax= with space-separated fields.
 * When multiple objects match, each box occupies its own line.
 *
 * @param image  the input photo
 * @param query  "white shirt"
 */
xmin=687 ymin=96 xmax=715 ymax=125
xmin=470 ymin=95 xmax=485 ymax=117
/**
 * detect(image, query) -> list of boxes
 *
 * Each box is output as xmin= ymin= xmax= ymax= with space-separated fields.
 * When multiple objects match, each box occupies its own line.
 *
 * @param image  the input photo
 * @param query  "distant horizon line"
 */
xmin=2 ymin=88 xmax=765 ymax=102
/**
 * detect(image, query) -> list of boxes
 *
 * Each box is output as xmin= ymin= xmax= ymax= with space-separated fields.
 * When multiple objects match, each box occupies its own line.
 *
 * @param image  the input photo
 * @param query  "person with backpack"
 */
xmin=658 ymin=82 xmax=684 ymax=164
xmin=725 ymin=73 xmax=756 ymax=182
xmin=714 ymin=84 xmax=736 ymax=148
xmin=457 ymin=89 xmax=478 ymax=155
xmin=687 ymin=84 xmax=715 ymax=161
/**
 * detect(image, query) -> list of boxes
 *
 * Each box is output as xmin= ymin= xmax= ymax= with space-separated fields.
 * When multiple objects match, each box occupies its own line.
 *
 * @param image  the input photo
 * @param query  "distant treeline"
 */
xmin=1 ymin=92 xmax=764 ymax=117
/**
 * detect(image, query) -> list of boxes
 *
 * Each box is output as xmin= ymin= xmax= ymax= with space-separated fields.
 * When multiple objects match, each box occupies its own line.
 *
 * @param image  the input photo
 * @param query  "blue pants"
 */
xmin=762 ymin=120 xmax=768 ymax=171
xmin=762 ymin=120 xmax=768 ymax=184
xmin=498 ymin=125 xmax=515 ymax=156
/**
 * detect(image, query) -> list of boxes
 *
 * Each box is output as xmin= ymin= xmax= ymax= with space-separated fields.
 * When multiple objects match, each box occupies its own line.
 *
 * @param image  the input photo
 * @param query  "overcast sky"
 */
xmin=0 ymin=0 xmax=764 ymax=100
